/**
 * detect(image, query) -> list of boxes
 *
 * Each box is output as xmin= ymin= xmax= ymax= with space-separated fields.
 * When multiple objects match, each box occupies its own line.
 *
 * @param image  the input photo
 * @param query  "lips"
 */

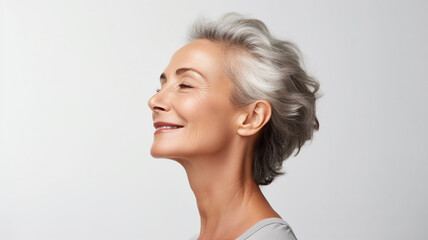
xmin=153 ymin=121 xmax=184 ymax=134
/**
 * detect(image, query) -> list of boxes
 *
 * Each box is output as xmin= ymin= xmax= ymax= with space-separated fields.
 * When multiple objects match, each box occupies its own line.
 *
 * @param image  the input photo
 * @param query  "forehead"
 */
xmin=165 ymin=39 xmax=227 ymax=80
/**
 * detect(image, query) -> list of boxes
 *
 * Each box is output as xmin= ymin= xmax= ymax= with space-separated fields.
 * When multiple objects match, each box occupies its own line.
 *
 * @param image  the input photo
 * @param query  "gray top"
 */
xmin=190 ymin=218 xmax=297 ymax=240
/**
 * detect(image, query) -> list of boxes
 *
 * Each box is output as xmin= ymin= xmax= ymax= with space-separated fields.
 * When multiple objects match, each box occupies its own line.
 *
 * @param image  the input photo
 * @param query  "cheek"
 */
xmin=181 ymin=94 xmax=233 ymax=127
xmin=150 ymin=92 xmax=238 ymax=159
xmin=181 ymin=95 xmax=237 ymax=149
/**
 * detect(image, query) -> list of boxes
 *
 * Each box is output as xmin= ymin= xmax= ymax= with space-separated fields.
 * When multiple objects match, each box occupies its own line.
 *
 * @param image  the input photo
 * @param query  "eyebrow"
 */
xmin=160 ymin=67 xmax=205 ymax=82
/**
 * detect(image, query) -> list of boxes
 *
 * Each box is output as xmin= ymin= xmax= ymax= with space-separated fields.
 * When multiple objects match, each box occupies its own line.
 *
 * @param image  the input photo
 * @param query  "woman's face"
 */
xmin=148 ymin=39 xmax=241 ymax=161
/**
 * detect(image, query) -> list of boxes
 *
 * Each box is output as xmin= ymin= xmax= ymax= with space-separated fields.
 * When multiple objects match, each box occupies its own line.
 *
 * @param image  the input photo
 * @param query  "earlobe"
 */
xmin=237 ymin=100 xmax=272 ymax=136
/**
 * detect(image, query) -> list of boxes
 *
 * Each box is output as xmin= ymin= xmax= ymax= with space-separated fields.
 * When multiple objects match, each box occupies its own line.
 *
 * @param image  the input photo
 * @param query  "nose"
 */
xmin=148 ymin=89 xmax=170 ymax=112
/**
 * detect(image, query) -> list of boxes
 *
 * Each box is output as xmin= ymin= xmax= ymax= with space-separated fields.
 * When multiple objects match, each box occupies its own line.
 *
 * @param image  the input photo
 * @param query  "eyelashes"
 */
xmin=179 ymin=84 xmax=192 ymax=89
xmin=156 ymin=84 xmax=193 ymax=93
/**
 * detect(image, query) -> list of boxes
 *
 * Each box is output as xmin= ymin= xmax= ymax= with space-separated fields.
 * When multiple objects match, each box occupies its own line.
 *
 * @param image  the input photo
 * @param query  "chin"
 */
xmin=150 ymin=144 xmax=181 ymax=159
xmin=150 ymin=146 xmax=167 ymax=158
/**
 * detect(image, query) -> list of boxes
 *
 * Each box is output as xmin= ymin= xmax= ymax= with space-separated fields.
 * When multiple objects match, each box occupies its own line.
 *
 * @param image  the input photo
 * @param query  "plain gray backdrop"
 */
xmin=1 ymin=0 xmax=427 ymax=239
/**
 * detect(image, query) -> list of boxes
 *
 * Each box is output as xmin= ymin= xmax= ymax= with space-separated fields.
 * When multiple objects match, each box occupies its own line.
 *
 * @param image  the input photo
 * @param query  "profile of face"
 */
xmin=148 ymin=39 xmax=242 ymax=162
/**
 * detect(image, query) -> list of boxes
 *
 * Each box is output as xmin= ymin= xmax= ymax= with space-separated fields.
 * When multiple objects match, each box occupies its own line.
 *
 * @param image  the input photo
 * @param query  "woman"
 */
xmin=148 ymin=13 xmax=319 ymax=240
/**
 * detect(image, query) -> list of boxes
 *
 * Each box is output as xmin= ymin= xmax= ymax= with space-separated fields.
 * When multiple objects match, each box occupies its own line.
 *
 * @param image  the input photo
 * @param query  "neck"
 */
xmin=178 ymin=140 xmax=280 ymax=239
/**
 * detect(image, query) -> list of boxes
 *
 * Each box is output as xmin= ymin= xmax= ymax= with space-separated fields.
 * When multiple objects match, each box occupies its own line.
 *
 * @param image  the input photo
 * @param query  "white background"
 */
xmin=1 ymin=0 xmax=427 ymax=239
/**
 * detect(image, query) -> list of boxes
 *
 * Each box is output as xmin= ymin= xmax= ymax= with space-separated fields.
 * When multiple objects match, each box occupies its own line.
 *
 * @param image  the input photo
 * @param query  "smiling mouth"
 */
xmin=153 ymin=122 xmax=184 ymax=134
xmin=156 ymin=126 xmax=182 ymax=129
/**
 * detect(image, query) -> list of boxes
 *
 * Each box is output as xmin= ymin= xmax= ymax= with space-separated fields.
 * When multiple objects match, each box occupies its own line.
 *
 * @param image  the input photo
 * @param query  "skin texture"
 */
xmin=148 ymin=39 xmax=280 ymax=240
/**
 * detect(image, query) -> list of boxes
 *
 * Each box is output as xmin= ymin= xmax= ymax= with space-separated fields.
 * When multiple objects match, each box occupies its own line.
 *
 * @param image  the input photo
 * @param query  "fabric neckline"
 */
xmin=236 ymin=218 xmax=290 ymax=240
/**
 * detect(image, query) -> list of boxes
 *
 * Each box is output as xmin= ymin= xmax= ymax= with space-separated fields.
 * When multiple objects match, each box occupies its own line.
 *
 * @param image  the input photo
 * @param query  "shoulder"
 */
xmin=236 ymin=218 xmax=297 ymax=240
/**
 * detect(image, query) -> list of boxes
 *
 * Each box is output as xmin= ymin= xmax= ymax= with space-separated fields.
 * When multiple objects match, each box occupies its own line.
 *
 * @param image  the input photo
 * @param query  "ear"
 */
xmin=237 ymin=100 xmax=272 ymax=137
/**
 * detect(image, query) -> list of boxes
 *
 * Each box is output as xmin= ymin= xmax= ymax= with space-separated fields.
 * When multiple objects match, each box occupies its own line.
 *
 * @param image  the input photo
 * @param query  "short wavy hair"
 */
xmin=188 ymin=13 xmax=320 ymax=185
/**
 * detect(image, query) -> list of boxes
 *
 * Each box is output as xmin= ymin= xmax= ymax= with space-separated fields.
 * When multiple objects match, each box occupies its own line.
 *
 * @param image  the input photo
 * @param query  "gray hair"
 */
xmin=188 ymin=13 xmax=320 ymax=185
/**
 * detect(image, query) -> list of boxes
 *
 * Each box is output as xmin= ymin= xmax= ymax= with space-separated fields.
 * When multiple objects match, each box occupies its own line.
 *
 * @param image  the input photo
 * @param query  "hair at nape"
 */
xmin=189 ymin=13 xmax=320 ymax=185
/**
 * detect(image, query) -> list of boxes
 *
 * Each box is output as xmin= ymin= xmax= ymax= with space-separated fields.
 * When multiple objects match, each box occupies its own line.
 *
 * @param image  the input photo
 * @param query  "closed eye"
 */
xmin=179 ymin=84 xmax=192 ymax=89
